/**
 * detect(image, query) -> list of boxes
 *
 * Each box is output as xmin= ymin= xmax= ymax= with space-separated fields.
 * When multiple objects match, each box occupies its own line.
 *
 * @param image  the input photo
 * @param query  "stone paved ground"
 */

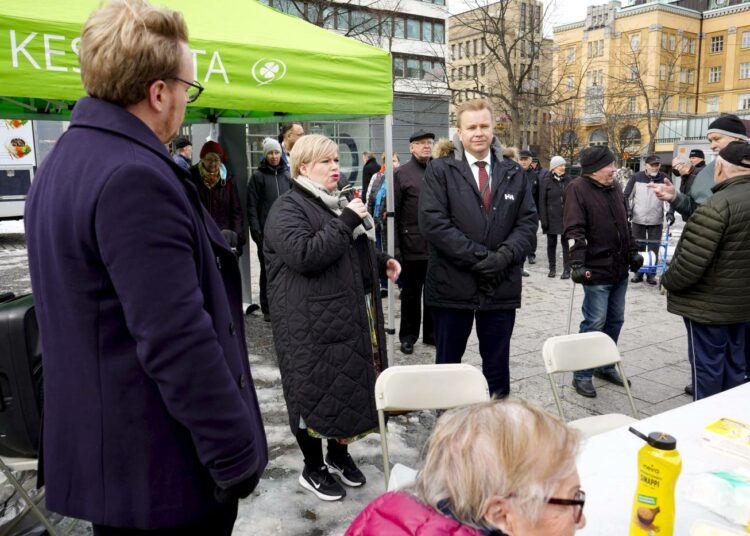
xmin=0 ymin=221 xmax=691 ymax=535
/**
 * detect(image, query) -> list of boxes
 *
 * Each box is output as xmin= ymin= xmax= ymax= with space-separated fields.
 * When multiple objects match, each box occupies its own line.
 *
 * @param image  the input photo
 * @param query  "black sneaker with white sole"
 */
xmin=299 ymin=465 xmax=346 ymax=501
xmin=325 ymin=454 xmax=366 ymax=487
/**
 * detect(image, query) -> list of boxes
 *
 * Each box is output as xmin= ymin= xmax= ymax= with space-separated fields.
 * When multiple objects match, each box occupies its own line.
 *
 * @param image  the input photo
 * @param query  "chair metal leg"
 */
xmin=0 ymin=459 xmax=58 ymax=536
xmin=378 ymin=410 xmax=390 ymax=490
xmin=548 ymin=373 xmax=566 ymax=421
xmin=618 ymin=362 xmax=640 ymax=419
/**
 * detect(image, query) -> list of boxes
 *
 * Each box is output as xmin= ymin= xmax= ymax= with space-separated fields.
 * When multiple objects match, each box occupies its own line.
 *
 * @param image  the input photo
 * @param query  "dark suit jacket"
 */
xmin=25 ymin=97 xmax=267 ymax=529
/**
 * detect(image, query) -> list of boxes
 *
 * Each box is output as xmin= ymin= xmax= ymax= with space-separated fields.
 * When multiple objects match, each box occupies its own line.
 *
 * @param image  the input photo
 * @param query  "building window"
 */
xmin=661 ymin=32 xmax=667 ymax=50
xmin=394 ymin=57 xmax=405 ymax=78
xmin=473 ymin=39 xmax=478 ymax=56
xmin=406 ymin=58 xmax=420 ymax=78
xmin=709 ymin=66 xmax=721 ymax=84
xmin=406 ymin=18 xmax=420 ymax=40
xmin=629 ymin=65 xmax=638 ymax=81
xmin=659 ymin=64 xmax=666 ymax=81
xmin=679 ymin=67 xmax=687 ymax=84
xmin=473 ymin=64 xmax=478 ymax=78
xmin=620 ymin=126 xmax=641 ymax=148
xmin=589 ymin=129 xmax=608 ymax=147
xmin=451 ymin=67 xmax=456 ymax=81
xmin=690 ymin=38 xmax=696 ymax=55
xmin=669 ymin=35 xmax=676 ymax=51
xmin=434 ymin=22 xmax=444 ymax=43
xmin=628 ymin=96 xmax=637 ymax=113
xmin=423 ymin=21 xmax=433 ymax=42
xmin=739 ymin=93 xmax=750 ymax=111
xmin=740 ymin=62 xmax=750 ymax=80
xmin=706 ymin=95 xmax=719 ymax=112
xmin=481 ymin=38 xmax=486 ymax=55
xmin=566 ymin=47 xmax=575 ymax=64
xmin=710 ymin=35 xmax=724 ymax=54
xmin=743 ymin=31 xmax=750 ymax=49
xmin=630 ymin=33 xmax=640 ymax=51
xmin=480 ymin=63 xmax=486 ymax=76
xmin=567 ymin=75 xmax=574 ymax=90
xmin=394 ymin=18 xmax=405 ymax=38
xmin=688 ymin=69 xmax=695 ymax=84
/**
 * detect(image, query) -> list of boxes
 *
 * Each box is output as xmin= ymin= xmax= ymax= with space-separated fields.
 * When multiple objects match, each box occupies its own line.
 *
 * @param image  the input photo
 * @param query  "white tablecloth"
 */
xmin=577 ymin=383 xmax=750 ymax=534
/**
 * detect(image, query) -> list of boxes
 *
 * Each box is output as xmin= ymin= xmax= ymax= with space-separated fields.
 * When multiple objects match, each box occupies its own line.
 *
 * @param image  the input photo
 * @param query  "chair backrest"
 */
xmin=542 ymin=332 xmax=621 ymax=374
xmin=375 ymin=364 xmax=489 ymax=411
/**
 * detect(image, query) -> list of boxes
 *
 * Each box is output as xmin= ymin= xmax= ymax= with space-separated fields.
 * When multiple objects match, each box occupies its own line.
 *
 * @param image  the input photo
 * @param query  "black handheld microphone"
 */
xmin=339 ymin=184 xmax=373 ymax=231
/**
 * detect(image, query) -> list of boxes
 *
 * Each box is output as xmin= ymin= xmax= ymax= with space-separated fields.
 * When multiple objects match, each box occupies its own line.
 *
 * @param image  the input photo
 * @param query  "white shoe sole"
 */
xmin=298 ymin=474 xmax=345 ymax=501
xmin=326 ymin=463 xmax=365 ymax=487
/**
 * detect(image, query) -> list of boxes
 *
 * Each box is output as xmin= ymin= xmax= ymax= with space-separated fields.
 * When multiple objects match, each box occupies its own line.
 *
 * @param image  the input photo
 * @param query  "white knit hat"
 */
xmin=550 ymin=156 xmax=566 ymax=169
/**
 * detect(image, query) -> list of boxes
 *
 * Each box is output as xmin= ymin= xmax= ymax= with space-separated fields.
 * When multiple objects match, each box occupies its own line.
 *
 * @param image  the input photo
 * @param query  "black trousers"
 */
xmin=432 ymin=307 xmax=516 ymax=398
xmin=546 ymin=234 xmax=570 ymax=271
xmin=295 ymin=428 xmax=348 ymax=470
xmin=399 ymin=259 xmax=434 ymax=344
xmin=631 ymin=223 xmax=663 ymax=261
xmin=256 ymin=241 xmax=268 ymax=314
xmin=92 ymin=502 xmax=238 ymax=536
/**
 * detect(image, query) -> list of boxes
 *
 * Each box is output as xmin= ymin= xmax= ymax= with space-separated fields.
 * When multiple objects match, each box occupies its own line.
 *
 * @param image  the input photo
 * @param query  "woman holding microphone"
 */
xmin=263 ymin=134 xmax=400 ymax=502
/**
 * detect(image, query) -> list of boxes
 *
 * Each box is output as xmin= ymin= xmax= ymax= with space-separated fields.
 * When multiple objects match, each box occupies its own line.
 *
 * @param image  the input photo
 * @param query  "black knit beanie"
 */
xmin=580 ymin=146 xmax=615 ymax=175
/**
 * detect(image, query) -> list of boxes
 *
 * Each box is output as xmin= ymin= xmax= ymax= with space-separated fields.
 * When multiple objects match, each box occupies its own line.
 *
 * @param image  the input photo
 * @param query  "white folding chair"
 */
xmin=542 ymin=332 xmax=639 ymax=438
xmin=375 ymin=364 xmax=490 ymax=489
xmin=0 ymin=456 xmax=59 ymax=536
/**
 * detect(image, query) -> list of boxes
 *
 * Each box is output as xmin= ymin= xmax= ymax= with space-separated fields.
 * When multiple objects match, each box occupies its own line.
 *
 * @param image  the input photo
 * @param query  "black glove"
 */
xmin=472 ymin=248 xmax=513 ymax=279
xmin=629 ymin=253 xmax=644 ymax=273
xmin=214 ymin=473 xmax=260 ymax=505
xmin=221 ymin=229 xmax=239 ymax=248
xmin=665 ymin=212 xmax=675 ymax=226
xmin=570 ymin=262 xmax=591 ymax=284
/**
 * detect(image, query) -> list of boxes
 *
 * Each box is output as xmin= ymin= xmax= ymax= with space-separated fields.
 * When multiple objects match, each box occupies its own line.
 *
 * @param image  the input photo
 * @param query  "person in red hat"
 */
xmin=189 ymin=141 xmax=245 ymax=253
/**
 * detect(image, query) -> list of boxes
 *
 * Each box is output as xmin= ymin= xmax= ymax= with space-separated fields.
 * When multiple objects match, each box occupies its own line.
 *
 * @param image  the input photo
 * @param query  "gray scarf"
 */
xmin=294 ymin=176 xmax=376 ymax=242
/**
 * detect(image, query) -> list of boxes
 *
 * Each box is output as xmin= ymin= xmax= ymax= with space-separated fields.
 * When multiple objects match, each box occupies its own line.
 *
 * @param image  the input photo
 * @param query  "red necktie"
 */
xmin=476 ymin=161 xmax=490 ymax=211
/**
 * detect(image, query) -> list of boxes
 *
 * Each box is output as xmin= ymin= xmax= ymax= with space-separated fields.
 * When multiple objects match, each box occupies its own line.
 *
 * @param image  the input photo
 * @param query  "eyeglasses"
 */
xmin=171 ymin=77 xmax=204 ymax=103
xmin=546 ymin=489 xmax=586 ymax=524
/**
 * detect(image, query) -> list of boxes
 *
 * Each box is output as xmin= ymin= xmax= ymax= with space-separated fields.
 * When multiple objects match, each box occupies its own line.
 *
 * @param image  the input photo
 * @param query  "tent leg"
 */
xmin=384 ymin=115 xmax=395 ymax=362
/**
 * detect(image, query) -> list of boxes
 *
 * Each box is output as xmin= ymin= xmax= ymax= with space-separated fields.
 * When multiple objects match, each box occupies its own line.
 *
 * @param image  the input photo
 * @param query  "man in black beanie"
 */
xmin=563 ymin=146 xmax=643 ymax=398
xmin=661 ymin=141 xmax=750 ymax=400
xmin=650 ymin=113 xmax=749 ymax=396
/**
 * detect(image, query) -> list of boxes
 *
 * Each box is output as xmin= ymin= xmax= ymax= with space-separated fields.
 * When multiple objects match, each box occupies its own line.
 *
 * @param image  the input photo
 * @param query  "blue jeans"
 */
xmin=574 ymin=277 xmax=628 ymax=380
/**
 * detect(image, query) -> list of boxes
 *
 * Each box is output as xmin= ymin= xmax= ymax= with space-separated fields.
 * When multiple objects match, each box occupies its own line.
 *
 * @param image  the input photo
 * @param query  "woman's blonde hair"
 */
xmin=414 ymin=399 xmax=580 ymax=530
xmin=502 ymin=146 xmax=519 ymax=161
xmin=290 ymin=134 xmax=338 ymax=178
xmin=80 ymin=0 xmax=188 ymax=107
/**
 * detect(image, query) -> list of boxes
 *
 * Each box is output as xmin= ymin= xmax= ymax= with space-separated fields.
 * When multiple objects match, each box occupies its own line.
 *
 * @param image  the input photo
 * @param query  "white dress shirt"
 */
xmin=464 ymin=151 xmax=492 ymax=189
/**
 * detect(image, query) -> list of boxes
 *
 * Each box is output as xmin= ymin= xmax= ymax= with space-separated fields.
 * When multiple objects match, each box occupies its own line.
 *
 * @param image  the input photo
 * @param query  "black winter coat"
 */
xmin=395 ymin=156 xmax=429 ymax=261
xmin=418 ymin=140 xmax=538 ymax=310
xmin=524 ymin=167 xmax=540 ymax=209
xmin=188 ymin=165 xmax=245 ymax=247
xmin=362 ymin=157 xmax=380 ymax=196
xmin=247 ymin=158 xmax=292 ymax=243
xmin=538 ymin=171 xmax=572 ymax=235
xmin=263 ymin=185 xmax=389 ymax=437
xmin=662 ymin=175 xmax=750 ymax=325
xmin=563 ymin=176 xmax=636 ymax=285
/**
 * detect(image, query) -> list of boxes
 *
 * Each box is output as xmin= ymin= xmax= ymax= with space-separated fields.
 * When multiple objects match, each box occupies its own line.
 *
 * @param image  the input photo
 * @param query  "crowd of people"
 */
xmin=18 ymin=0 xmax=750 ymax=534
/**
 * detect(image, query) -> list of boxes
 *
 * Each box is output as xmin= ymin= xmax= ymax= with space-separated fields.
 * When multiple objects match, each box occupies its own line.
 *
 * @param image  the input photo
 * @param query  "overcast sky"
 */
xmin=449 ymin=0 xmax=607 ymax=36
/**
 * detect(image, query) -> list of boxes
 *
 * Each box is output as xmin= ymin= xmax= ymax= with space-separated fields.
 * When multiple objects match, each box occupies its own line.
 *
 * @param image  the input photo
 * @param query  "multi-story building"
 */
xmin=552 ymin=0 xmax=750 ymax=167
xmin=448 ymin=1 xmax=552 ymax=156
xmin=251 ymin=0 xmax=450 ymax=183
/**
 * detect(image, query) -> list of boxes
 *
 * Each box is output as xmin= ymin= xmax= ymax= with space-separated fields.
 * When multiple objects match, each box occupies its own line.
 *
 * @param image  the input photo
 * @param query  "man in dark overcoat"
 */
xmin=418 ymin=100 xmax=537 ymax=398
xmin=395 ymin=129 xmax=436 ymax=354
xmin=24 ymin=2 xmax=267 ymax=534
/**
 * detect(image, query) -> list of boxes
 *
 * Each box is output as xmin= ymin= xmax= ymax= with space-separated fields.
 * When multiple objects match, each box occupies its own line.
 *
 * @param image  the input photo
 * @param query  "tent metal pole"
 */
xmin=384 ymin=114 xmax=395 ymax=362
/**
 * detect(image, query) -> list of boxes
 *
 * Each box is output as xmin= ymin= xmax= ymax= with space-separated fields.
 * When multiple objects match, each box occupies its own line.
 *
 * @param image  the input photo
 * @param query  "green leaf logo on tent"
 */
xmin=251 ymin=58 xmax=287 ymax=86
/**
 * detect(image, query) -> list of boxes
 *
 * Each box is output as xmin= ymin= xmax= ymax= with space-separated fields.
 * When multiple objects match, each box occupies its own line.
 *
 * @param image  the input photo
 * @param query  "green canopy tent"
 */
xmin=0 ymin=0 xmax=400 ymax=356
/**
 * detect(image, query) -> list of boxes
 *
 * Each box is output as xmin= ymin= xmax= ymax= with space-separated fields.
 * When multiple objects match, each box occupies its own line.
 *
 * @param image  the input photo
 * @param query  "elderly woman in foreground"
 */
xmin=346 ymin=399 xmax=585 ymax=535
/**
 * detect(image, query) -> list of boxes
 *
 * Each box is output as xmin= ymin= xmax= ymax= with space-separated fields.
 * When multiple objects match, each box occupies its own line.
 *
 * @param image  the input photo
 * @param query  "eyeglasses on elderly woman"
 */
xmin=546 ymin=489 xmax=586 ymax=524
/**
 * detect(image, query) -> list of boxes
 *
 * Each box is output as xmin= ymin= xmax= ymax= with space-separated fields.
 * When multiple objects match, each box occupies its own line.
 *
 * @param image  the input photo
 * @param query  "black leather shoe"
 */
xmin=593 ymin=369 xmax=631 ymax=387
xmin=548 ymin=269 xmax=556 ymax=278
xmin=684 ymin=383 xmax=694 ymax=396
xmin=522 ymin=269 xmax=530 ymax=277
xmin=646 ymin=274 xmax=657 ymax=285
xmin=263 ymin=313 xmax=271 ymax=322
xmin=560 ymin=269 xmax=571 ymax=280
xmin=400 ymin=341 xmax=414 ymax=354
xmin=572 ymin=378 xmax=596 ymax=398
xmin=631 ymin=274 xmax=643 ymax=283
xmin=528 ymin=255 xmax=536 ymax=264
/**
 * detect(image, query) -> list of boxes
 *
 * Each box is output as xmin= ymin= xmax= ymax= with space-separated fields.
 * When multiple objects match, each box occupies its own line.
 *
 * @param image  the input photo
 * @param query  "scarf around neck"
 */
xmin=199 ymin=161 xmax=221 ymax=189
xmin=294 ymin=176 xmax=375 ymax=242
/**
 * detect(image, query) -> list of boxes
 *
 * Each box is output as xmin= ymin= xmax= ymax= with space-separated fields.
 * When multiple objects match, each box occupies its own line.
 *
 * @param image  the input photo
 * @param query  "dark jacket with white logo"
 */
xmin=418 ymin=139 xmax=538 ymax=310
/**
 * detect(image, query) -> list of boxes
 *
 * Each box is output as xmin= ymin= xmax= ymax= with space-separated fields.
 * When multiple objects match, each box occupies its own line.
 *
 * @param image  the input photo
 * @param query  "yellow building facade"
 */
xmin=553 ymin=0 xmax=750 ymax=165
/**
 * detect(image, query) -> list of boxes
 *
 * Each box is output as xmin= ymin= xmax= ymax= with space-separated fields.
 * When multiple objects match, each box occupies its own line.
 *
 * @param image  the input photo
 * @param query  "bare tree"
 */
xmin=449 ymin=0 xmax=582 ymax=150
xmin=543 ymin=102 xmax=581 ymax=163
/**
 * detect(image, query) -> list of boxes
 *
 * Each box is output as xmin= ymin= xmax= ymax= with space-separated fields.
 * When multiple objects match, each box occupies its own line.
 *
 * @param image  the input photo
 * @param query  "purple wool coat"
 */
xmin=25 ymin=97 xmax=267 ymax=529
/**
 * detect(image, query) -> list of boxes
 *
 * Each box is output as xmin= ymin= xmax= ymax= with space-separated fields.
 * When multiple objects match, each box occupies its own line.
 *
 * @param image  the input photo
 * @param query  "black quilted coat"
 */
xmin=661 ymin=175 xmax=750 ymax=325
xmin=263 ymin=185 xmax=390 ymax=437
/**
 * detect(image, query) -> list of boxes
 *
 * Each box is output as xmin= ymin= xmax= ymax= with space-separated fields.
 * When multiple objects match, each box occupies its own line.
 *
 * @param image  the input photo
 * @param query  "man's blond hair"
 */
xmin=456 ymin=99 xmax=494 ymax=128
xmin=414 ymin=399 xmax=580 ymax=530
xmin=80 ymin=0 xmax=188 ymax=107
xmin=290 ymin=134 xmax=337 ymax=178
